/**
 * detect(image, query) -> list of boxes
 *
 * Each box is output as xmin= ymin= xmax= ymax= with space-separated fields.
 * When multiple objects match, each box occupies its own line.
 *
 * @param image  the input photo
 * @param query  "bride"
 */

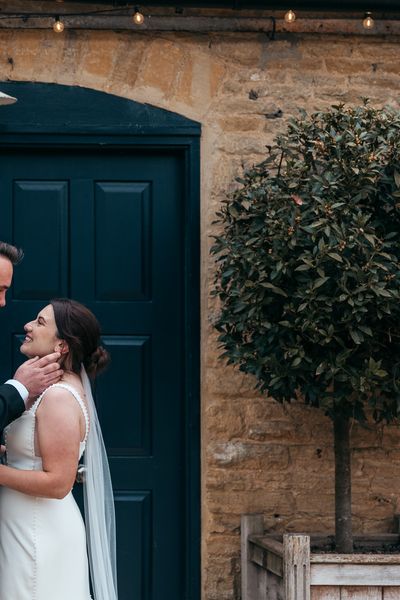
xmin=0 ymin=298 xmax=118 ymax=600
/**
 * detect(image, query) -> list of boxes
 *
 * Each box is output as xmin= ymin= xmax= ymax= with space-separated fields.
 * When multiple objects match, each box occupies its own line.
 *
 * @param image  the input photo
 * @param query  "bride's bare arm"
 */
xmin=0 ymin=388 xmax=83 ymax=499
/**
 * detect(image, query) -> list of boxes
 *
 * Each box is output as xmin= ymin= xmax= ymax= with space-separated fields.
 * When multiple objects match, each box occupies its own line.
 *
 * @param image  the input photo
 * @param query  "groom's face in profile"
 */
xmin=0 ymin=256 xmax=13 ymax=307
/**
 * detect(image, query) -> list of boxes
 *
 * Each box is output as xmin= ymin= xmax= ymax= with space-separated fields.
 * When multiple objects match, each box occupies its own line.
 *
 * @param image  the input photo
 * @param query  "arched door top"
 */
xmin=0 ymin=82 xmax=201 ymax=136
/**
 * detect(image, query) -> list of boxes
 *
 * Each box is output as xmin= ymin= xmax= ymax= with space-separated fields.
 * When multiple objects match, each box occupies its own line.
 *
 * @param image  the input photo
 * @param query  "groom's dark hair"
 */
xmin=0 ymin=241 xmax=23 ymax=265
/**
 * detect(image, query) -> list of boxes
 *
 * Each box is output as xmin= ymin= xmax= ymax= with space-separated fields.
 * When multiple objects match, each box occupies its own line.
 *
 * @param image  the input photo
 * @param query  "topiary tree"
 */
xmin=211 ymin=102 xmax=400 ymax=553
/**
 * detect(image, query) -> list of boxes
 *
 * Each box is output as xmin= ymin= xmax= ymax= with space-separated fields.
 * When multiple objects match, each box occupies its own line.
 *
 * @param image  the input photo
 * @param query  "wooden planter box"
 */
xmin=241 ymin=514 xmax=400 ymax=600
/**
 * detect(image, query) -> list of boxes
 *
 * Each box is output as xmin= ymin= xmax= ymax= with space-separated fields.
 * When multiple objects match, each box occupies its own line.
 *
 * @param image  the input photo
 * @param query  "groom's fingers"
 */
xmin=23 ymin=356 xmax=40 ymax=366
xmin=35 ymin=352 xmax=62 ymax=370
xmin=44 ymin=371 xmax=63 ymax=387
xmin=14 ymin=353 xmax=63 ymax=398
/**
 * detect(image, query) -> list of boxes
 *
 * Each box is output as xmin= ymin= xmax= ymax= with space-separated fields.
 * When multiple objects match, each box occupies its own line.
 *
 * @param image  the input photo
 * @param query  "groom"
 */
xmin=0 ymin=241 xmax=62 ymax=430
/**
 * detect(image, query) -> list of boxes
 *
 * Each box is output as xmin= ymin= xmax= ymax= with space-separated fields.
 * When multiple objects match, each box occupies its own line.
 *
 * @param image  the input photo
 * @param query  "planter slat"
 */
xmin=249 ymin=534 xmax=283 ymax=577
xmin=251 ymin=544 xmax=265 ymax=568
xmin=265 ymin=571 xmax=283 ymax=600
xmin=311 ymin=586 xmax=341 ymax=599
xmin=311 ymin=554 xmax=400 ymax=564
xmin=341 ymin=587 xmax=383 ymax=599
xmin=311 ymin=564 xmax=400 ymax=586
xmin=267 ymin=549 xmax=284 ymax=578
xmin=384 ymin=588 xmax=400 ymax=599
xmin=256 ymin=565 xmax=268 ymax=600
xmin=241 ymin=514 xmax=265 ymax=600
xmin=284 ymin=534 xmax=311 ymax=600
xmin=250 ymin=535 xmax=284 ymax=556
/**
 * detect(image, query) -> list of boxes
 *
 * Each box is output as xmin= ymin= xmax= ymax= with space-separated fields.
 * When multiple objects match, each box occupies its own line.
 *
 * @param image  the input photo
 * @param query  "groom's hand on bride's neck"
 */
xmin=14 ymin=352 xmax=63 ymax=400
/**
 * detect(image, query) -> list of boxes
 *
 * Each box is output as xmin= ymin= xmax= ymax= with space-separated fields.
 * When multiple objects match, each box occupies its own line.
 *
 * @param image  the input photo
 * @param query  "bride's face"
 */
xmin=20 ymin=304 xmax=62 ymax=358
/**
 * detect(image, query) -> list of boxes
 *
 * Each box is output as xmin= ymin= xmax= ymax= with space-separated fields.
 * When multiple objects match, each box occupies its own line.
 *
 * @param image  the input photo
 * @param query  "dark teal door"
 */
xmin=0 ymin=142 xmax=197 ymax=599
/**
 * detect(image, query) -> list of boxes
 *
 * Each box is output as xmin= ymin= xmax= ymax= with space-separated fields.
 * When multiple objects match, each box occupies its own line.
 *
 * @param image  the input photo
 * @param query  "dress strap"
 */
xmin=31 ymin=383 xmax=90 ymax=443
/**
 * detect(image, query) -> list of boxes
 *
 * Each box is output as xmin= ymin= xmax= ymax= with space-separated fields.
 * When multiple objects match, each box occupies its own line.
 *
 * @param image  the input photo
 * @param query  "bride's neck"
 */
xmin=60 ymin=371 xmax=81 ymax=385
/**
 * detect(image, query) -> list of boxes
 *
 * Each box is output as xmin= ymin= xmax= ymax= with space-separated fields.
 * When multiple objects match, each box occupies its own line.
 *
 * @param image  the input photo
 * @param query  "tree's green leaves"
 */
xmin=376 ymin=369 xmax=388 ymax=378
xmin=358 ymin=325 xmax=373 ymax=337
xmin=316 ymin=362 xmax=326 ymax=375
xmin=372 ymin=286 xmax=392 ymax=298
xmin=261 ymin=282 xmax=288 ymax=297
xmin=297 ymin=302 xmax=309 ymax=312
xmin=314 ymin=277 xmax=330 ymax=289
xmin=211 ymin=101 xmax=400 ymax=426
xmin=309 ymin=219 xmax=327 ymax=228
xmin=349 ymin=329 xmax=363 ymax=344
xmin=327 ymin=252 xmax=343 ymax=262
xmin=364 ymin=233 xmax=376 ymax=246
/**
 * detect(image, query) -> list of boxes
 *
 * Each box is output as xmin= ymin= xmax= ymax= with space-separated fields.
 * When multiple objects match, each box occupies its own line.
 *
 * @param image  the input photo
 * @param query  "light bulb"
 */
xmin=284 ymin=9 xmax=296 ymax=23
xmin=363 ymin=12 xmax=374 ymax=29
xmin=133 ymin=8 xmax=144 ymax=25
xmin=53 ymin=17 xmax=64 ymax=33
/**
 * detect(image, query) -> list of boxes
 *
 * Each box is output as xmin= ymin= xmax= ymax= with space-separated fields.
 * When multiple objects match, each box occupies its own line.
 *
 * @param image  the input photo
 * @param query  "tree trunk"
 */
xmin=333 ymin=413 xmax=353 ymax=553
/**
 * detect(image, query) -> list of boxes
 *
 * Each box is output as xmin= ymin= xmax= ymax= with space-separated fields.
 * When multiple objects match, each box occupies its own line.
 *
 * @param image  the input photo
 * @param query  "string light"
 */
xmin=132 ymin=7 xmax=144 ymax=25
xmin=0 ymin=6 xmax=389 ymax=35
xmin=284 ymin=9 xmax=296 ymax=23
xmin=362 ymin=12 xmax=375 ymax=29
xmin=53 ymin=15 xmax=64 ymax=32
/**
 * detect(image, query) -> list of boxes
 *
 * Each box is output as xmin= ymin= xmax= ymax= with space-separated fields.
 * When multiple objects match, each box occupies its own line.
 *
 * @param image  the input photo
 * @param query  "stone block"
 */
xmin=8 ymin=30 xmax=43 ymax=79
xmin=218 ymin=115 xmax=263 ymax=132
xmin=210 ymin=440 xmax=290 ymax=470
xmin=107 ymin=34 xmax=147 ymax=89
xmin=81 ymin=32 xmax=120 ymax=81
xmin=175 ymin=54 xmax=193 ymax=104
xmin=136 ymin=38 xmax=186 ymax=98
xmin=206 ymin=403 xmax=245 ymax=438
xmin=325 ymin=57 xmax=376 ymax=75
xmin=212 ymin=36 xmax=263 ymax=66
xmin=210 ymin=60 xmax=227 ymax=97
xmin=206 ymin=364 xmax=261 ymax=398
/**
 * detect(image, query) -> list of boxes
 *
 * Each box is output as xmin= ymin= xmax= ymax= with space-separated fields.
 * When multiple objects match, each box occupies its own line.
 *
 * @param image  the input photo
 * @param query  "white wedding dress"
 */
xmin=0 ymin=383 xmax=92 ymax=600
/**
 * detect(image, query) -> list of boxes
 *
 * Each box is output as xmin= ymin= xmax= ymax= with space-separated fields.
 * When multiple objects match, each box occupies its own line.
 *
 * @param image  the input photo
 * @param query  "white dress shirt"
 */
xmin=5 ymin=379 xmax=29 ymax=404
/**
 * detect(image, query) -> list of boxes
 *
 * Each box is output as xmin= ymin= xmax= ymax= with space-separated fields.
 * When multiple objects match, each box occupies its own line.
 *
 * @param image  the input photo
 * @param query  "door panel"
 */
xmin=0 ymin=147 xmax=185 ymax=600
xmin=13 ymin=180 xmax=69 ymax=299
xmin=94 ymin=181 xmax=152 ymax=301
xmin=100 ymin=335 xmax=152 ymax=455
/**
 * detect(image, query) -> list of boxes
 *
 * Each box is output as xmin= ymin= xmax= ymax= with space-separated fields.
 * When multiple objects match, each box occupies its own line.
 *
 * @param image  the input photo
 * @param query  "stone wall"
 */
xmin=1 ymin=21 xmax=400 ymax=599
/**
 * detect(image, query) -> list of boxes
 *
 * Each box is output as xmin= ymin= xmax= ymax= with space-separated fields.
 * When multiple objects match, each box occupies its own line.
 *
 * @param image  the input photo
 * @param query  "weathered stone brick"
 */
xmin=6 ymin=30 xmax=43 ymax=79
xmin=108 ymin=34 xmax=147 ymax=90
xmin=174 ymin=54 xmax=193 ymax=104
xmin=81 ymin=32 xmax=120 ymax=81
xmin=136 ymin=38 xmax=186 ymax=98
xmin=212 ymin=36 xmax=263 ymax=66
xmin=218 ymin=115 xmax=263 ymax=132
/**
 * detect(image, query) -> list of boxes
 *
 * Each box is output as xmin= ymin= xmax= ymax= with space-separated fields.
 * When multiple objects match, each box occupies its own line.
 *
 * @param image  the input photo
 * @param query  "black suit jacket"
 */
xmin=0 ymin=383 xmax=25 ymax=431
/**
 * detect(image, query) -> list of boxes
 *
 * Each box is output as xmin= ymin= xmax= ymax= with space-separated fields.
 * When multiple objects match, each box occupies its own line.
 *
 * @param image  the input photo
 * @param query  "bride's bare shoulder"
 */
xmin=36 ymin=386 xmax=82 ymax=417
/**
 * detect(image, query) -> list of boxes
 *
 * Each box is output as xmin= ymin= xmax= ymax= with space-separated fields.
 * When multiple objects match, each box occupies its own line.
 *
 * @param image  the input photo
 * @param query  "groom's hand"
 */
xmin=14 ymin=353 xmax=63 ymax=400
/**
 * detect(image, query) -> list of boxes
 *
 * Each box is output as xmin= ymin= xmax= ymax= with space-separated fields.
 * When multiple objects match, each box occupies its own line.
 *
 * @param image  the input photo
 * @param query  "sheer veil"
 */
xmin=81 ymin=365 xmax=118 ymax=600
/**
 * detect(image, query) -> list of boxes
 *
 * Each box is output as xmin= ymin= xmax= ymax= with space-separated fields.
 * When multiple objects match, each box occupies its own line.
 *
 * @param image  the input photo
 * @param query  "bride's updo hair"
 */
xmin=50 ymin=298 xmax=110 ymax=378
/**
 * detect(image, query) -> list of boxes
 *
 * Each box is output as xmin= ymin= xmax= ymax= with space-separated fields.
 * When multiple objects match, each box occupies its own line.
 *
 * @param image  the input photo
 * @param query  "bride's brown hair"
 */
xmin=50 ymin=298 xmax=110 ymax=378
